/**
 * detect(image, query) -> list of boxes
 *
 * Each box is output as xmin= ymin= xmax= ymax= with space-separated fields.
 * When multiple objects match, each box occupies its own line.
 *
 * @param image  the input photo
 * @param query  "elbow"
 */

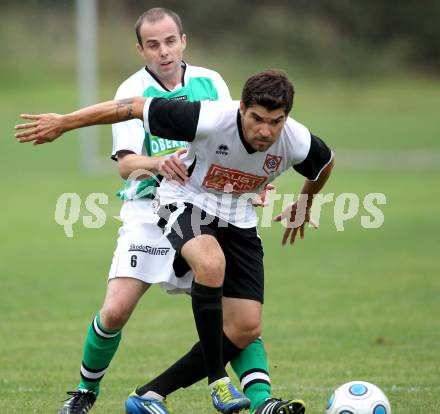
xmin=133 ymin=96 xmax=146 ymax=119
xmin=117 ymin=151 xmax=137 ymax=180
xmin=118 ymin=164 xmax=130 ymax=180
xmin=118 ymin=154 xmax=133 ymax=180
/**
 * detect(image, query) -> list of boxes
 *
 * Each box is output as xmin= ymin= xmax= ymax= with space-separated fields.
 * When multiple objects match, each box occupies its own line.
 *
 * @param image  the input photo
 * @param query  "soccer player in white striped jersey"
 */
xmin=17 ymin=70 xmax=333 ymax=414
xmin=15 ymin=10 xmax=307 ymax=414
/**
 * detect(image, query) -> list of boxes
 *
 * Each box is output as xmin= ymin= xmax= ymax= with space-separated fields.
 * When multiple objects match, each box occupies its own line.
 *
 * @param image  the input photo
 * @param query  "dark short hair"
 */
xmin=241 ymin=70 xmax=294 ymax=115
xmin=135 ymin=8 xmax=184 ymax=45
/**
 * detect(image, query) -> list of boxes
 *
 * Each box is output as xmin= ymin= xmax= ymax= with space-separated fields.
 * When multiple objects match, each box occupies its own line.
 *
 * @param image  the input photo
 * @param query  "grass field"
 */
xmin=1 ymin=74 xmax=439 ymax=413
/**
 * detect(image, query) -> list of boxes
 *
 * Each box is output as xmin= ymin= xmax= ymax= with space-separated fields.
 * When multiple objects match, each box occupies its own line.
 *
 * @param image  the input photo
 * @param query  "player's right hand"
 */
xmin=157 ymin=148 xmax=189 ymax=184
xmin=273 ymin=201 xmax=319 ymax=246
xmin=15 ymin=113 xmax=64 ymax=145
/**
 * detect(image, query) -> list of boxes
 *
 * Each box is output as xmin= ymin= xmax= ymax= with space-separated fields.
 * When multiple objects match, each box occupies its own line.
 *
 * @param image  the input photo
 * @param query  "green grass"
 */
xmin=1 ymin=75 xmax=439 ymax=412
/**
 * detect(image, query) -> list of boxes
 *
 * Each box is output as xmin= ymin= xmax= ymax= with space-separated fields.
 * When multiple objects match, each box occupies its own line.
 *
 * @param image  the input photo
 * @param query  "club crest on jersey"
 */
xmin=216 ymin=144 xmax=229 ymax=155
xmin=263 ymin=154 xmax=283 ymax=174
xmin=202 ymin=164 xmax=268 ymax=193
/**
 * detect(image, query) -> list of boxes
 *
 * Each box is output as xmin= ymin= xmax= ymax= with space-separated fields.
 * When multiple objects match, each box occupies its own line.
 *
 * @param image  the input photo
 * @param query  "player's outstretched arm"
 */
xmin=15 ymin=97 xmax=146 ymax=145
xmin=273 ymin=157 xmax=334 ymax=246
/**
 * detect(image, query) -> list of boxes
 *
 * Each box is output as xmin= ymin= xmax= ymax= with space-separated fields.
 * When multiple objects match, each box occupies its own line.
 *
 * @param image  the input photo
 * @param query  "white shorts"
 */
xmin=108 ymin=199 xmax=193 ymax=293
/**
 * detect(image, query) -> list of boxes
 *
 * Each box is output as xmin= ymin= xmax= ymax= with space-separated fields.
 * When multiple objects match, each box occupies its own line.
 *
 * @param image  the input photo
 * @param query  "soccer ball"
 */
xmin=326 ymin=381 xmax=391 ymax=414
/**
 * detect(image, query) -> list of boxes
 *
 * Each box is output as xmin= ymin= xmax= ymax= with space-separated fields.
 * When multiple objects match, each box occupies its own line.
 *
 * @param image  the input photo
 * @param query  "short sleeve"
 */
xmin=195 ymin=101 xmax=229 ymax=139
xmin=145 ymin=98 xmax=201 ymax=142
xmin=111 ymin=81 xmax=146 ymax=160
xmin=293 ymin=134 xmax=333 ymax=181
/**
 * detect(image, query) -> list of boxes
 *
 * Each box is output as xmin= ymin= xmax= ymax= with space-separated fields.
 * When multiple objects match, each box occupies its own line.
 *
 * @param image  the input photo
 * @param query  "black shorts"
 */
xmin=157 ymin=203 xmax=264 ymax=303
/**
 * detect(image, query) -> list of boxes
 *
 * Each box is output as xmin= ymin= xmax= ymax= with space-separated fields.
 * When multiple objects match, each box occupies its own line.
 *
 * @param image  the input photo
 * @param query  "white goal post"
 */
xmin=76 ymin=0 xmax=112 ymax=173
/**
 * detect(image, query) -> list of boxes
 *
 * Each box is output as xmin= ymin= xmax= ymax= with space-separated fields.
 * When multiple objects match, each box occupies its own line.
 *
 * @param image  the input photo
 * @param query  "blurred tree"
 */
xmin=124 ymin=0 xmax=440 ymax=70
xmin=2 ymin=0 xmax=439 ymax=72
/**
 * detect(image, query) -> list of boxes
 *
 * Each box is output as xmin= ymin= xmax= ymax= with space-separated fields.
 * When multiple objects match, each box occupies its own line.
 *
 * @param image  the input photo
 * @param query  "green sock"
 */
xmin=231 ymin=338 xmax=271 ymax=412
xmin=77 ymin=313 xmax=122 ymax=396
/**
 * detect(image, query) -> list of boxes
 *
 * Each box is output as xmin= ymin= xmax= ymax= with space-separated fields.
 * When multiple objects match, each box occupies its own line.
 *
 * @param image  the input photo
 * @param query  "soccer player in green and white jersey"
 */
xmin=17 ymin=8 xmax=305 ymax=414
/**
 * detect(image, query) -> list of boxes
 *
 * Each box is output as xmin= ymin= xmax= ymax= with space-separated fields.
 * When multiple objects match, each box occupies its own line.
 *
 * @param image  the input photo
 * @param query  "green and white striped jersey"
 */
xmin=111 ymin=63 xmax=231 ymax=200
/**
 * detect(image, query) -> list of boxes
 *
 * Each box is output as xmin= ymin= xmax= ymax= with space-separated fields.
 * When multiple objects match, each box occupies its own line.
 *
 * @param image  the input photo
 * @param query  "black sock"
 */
xmin=190 ymin=281 xmax=226 ymax=384
xmin=136 ymin=333 xmax=242 ymax=397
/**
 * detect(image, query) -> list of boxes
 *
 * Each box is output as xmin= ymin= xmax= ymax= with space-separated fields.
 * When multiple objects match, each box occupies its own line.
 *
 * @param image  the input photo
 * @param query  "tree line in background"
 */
xmin=130 ymin=0 xmax=439 ymax=71
xmin=3 ymin=0 xmax=440 ymax=74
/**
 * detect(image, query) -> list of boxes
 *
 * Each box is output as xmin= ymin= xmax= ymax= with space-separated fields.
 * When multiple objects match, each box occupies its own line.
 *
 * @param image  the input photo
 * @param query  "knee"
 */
xmin=193 ymin=256 xmax=225 ymax=286
xmin=99 ymin=304 xmax=130 ymax=331
xmin=238 ymin=321 xmax=261 ymax=345
xmin=225 ymin=319 xmax=261 ymax=348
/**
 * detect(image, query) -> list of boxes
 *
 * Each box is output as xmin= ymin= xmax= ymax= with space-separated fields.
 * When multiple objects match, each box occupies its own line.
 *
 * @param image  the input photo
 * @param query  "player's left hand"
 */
xmin=252 ymin=184 xmax=275 ymax=207
xmin=272 ymin=201 xmax=318 ymax=246
xmin=15 ymin=113 xmax=64 ymax=145
xmin=158 ymin=148 xmax=188 ymax=184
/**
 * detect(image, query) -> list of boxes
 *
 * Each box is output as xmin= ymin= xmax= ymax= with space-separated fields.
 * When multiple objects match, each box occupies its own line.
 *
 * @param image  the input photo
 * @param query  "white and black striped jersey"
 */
xmin=142 ymin=98 xmax=333 ymax=228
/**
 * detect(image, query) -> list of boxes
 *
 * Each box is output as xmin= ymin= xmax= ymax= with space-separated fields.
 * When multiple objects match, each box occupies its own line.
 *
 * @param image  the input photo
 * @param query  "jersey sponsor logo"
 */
xmin=128 ymin=244 xmax=170 ymax=255
xmin=202 ymin=164 xmax=268 ymax=193
xmin=263 ymin=154 xmax=283 ymax=174
xmin=149 ymin=136 xmax=189 ymax=156
xmin=216 ymin=144 xmax=229 ymax=155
